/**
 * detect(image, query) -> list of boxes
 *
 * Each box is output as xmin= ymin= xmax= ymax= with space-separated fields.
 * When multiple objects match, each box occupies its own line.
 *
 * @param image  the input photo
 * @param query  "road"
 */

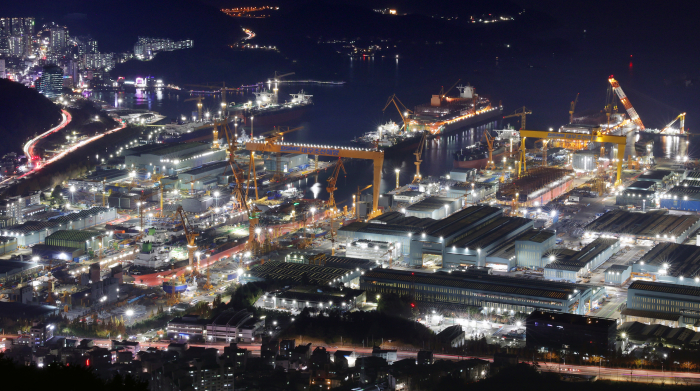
xmin=18 ymin=119 xmax=126 ymax=179
xmin=23 ymin=109 xmax=72 ymax=161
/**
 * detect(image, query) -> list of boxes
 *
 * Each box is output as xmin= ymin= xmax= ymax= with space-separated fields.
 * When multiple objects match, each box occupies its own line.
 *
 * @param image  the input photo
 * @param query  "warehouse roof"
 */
xmin=585 ymin=209 xmax=700 ymax=238
xmin=425 ymin=205 xmax=501 ymax=238
xmin=49 ymin=207 xmax=114 ymax=225
xmin=620 ymin=307 xmax=680 ymax=321
xmin=45 ymin=230 xmax=102 ymax=242
xmin=0 ymin=302 xmax=59 ymax=319
xmin=339 ymin=221 xmax=422 ymax=235
xmin=527 ymin=310 xmax=616 ymax=329
xmin=0 ymin=260 xmax=42 ymax=275
xmin=127 ymin=142 xmax=206 ymax=157
xmin=636 ymin=243 xmax=700 ymax=278
xmin=605 ymin=264 xmax=630 ymax=272
xmin=84 ymin=169 xmax=129 ymax=182
xmin=627 ymin=181 xmax=656 ymax=190
xmin=450 ymin=217 xmax=531 ymax=248
xmin=361 ymin=269 xmax=588 ymax=300
xmin=180 ymin=161 xmax=229 ymax=176
xmin=248 ymin=260 xmax=355 ymax=285
xmin=3 ymin=221 xmax=59 ymax=235
xmin=638 ymin=170 xmax=673 ymax=181
xmin=517 ymin=229 xmax=556 ymax=244
xmin=629 ymin=280 xmax=700 ymax=298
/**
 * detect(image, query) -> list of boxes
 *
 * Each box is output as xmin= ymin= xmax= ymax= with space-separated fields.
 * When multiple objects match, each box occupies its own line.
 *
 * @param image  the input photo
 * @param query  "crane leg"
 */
xmin=615 ymin=143 xmax=625 ymax=186
xmin=371 ymin=157 xmax=383 ymax=217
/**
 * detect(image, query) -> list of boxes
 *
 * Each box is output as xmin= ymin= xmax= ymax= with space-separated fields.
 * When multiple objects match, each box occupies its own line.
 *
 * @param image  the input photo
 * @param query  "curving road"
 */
xmin=18 ymin=118 xmax=126 ymax=179
xmin=23 ymin=109 xmax=72 ymax=161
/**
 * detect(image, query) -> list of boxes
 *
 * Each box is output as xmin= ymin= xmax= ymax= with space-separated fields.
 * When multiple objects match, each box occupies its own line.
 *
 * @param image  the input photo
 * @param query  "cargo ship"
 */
xmin=409 ymin=85 xmax=503 ymax=134
xmin=454 ymin=140 xmax=509 ymax=169
xmin=228 ymin=89 xmax=312 ymax=127
xmin=354 ymin=84 xmax=503 ymax=154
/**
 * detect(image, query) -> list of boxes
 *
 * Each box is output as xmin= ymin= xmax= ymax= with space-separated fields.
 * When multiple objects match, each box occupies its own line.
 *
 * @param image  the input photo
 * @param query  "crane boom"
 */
xmin=608 ymin=76 xmax=645 ymax=130
xmin=412 ymin=131 xmax=428 ymax=183
xmin=176 ymin=206 xmax=199 ymax=268
xmin=569 ymin=93 xmax=579 ymax=123
xmin=661 ymin=113 xmax=686 ymax=134
xmin=383 ymin=94 xmax=413 ymax=131
xmin=483 ymin=130 xmax=496 ymax=170
xmin=440 ymin=79 xmax=461 ymax=101
xmin=326 ymin=158 xmax=347 ymax=208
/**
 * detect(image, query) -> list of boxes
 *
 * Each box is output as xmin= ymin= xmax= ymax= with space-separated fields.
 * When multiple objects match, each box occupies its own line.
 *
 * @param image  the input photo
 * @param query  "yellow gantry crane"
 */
xmin=176 ymin=206 xmax=199 ymax=269
xmin=412 ymin=131 xmax=428 ymax=183
xmin=326 ymin=158 xmax=346 ymax=208
xmin=383 ymin=94 xmax=413 ymax=132
xmin=504 ymin=106 xmax=532 ymax=129
xmin=483 ymin=130 xmax=496 ymax=170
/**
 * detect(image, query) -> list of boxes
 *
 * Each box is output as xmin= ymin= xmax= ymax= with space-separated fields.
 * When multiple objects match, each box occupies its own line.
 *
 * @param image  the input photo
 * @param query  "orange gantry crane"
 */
xmin=383 ymin=94 xmax=413 ymax=132
xmin=662 ymin=112 xmax=686 ymax=134
xmin=176 ymin=206 xmax=199 ymax=269
xmin=483 ymin=130 xmax=496 ymax=170
xmin=326 ymin=158 xmax=346 ymax=208
xmin=412 ymin=131 xmax=428 ymax=183
xmin=608 ymin=75 xmax=645 ymax=130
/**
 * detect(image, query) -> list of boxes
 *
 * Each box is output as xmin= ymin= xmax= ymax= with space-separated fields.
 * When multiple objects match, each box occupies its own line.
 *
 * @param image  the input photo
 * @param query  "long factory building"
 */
xmin=622 ymin=280 xmax=700 ymax=329
xmin=360 ymin=268 xmax=604 ymax=315
xmin=339 ymin=205 xmax=558 ymax=271
xmin=631 ymin=243 xmax=700 ymax=286
xmin=584 ymin=209 xmax=700 ymax=244
xmin=123 ymin=142 xmax=226 ymax=174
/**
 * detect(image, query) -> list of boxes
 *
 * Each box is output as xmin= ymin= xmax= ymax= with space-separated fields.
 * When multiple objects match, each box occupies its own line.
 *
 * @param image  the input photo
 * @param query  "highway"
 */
xmin=23 ymin=109 xmax=72 ymax=161
xmin=17 ymin=119 xmax=127 ymax=179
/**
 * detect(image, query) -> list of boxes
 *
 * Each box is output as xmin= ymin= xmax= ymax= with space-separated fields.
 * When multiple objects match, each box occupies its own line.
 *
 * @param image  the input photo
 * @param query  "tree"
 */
xmin=377 ymin=293 xmax=415 ymax=319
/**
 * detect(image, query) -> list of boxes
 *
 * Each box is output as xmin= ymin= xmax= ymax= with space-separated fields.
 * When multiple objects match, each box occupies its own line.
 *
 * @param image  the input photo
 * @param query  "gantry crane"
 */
xmin=176 ymin=206 xmax=199 ymax=269
xmin=412 ymin=131 xmax=428 ymax=183
xmin=184 ymin=96 xmax=205 ymax=121
xmin=326 ymin=158 xmax=346 ymax=208
xmin=383 ymin=94 xmax=413 ymax=132
xmin=354 ymin=184 xmax=372 ymax=219
xmin=483 ymin=130 xmax=496 ymax=170
xmin=661 ymin=113 xmax=686 ymax=134
xmin=608 ymin=75 xmax=645 ymax=130
xmin=569 ymin=93 xmax=579 ymax=123
xmin=266 ymin=126 xmax=303 ymax=181
xmin=504 ymin=107 xmax=532 ymax=130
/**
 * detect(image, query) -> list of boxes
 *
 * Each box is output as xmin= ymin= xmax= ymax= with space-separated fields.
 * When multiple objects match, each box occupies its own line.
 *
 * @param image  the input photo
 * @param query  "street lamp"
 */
xmin=126 ymin=309 xmax=134 ymax=324
xmin=69 ymin=185 xmax=75 ymax=203
xmin=214 ymin=191 xmax=220 ymax=207
xmin=394 ymin=168 xmax=400 ymax=189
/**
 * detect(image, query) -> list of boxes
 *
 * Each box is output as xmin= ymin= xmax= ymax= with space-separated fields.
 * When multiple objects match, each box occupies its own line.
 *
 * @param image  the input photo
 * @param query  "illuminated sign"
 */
xmin=547 ymin=133 xmax=592 ymax=140
xmin=280 ymin=145 xmax=340 ymax=156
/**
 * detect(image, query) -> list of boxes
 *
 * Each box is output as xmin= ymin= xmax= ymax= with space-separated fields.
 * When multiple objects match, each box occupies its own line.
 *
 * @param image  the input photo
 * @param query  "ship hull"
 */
xmin=381 ymin=107 xmax=504 ymax=156
xmin=453 ymin=150 xmax=510 ymax=169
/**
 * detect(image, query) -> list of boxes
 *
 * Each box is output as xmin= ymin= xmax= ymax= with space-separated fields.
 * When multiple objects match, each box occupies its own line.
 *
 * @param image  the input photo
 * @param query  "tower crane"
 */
xmin=184 ymin=96 xmax=205 ymax=122
xmin=483 ymin=130 xmax=496 ymax=170
xmin=383 ymin=94 xmax=413 ymax=132
xmin=412 ymin=131 xmax=428 ymax=183
xmin=569 ymin=93 xmax=579 ymax=123
xmin=354 ymin=184 xmax=372 ymax=219
xmin=176 ymin=206 xmax=199 ymax=269
xmin=661 ymin=113 xmax=686 ymax=134
xmin=326 ymin=158 xmax=346 ymax=209
xmin=220 ymin=119 xmax=261 ymax=255
xmin=503 ymin=107 xmax=532 ymax=130
xmin=608 ymin=75 xmax=645 ymax=130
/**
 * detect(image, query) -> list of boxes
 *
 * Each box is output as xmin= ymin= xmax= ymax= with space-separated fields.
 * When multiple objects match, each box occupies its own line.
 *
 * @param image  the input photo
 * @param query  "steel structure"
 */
xmin=413 ymin=131 xmax=427 ymax=183
xmin=176 ymin=206 xmax=199 ymax=268
xmin=608 ymin=76 xmax=645 ymax=130
xmin=246 ymin=142 xmax=384 ymax=214
xmin=519 ymin=129 xmax=627 ymax=185
xmin=504 ymin=106 xmax=532 ymax=130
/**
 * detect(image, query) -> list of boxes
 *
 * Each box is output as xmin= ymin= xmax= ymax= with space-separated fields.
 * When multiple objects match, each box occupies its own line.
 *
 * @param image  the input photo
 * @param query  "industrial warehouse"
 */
xmin=631 ymin=243 xmax=700 ymax=286
xmin=622 ymin=280 xmax=700 ymax=328
xmin=340 ymin=205 xmax=559 ymax=271
xmin=584 ymin=209 xmax=700 ymax=243
xmin=359 ymin=268 xmax=604 ymax=315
